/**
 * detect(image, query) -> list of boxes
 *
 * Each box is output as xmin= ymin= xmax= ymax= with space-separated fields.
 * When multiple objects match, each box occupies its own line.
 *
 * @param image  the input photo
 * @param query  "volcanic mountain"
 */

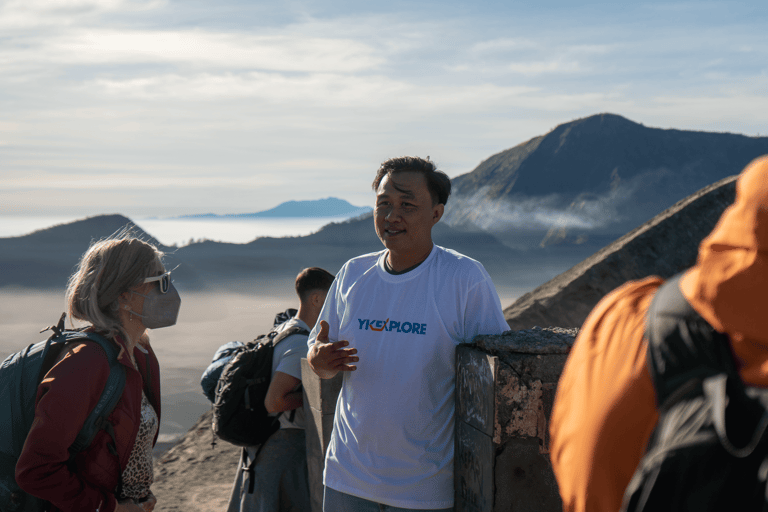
xmin=444 ymin=113 xmax=768 ymax=249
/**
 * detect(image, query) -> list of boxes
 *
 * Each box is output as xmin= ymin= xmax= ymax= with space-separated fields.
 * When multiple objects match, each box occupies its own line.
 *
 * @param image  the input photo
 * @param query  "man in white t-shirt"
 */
xmin=227 ymin=267 xmax=335 ymax=512
xmin=307 ymin=156 xmax=509 ymax=511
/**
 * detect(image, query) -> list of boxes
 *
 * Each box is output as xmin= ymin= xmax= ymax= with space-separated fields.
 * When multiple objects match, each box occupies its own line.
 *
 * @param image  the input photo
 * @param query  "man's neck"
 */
xmin=295 ymin=306 xmax=316 ymax=330
xmin=386 ymin=245 xmax=433 ymax=273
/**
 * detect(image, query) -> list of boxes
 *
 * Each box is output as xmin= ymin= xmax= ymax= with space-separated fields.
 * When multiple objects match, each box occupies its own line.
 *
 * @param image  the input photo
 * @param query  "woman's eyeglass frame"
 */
xmin=143 ymin=271 xmax=172 ymax=293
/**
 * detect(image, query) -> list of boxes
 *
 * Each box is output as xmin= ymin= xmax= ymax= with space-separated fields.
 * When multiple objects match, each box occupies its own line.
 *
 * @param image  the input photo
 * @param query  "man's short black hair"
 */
xmin=295 ymin=267 xmax=335 ymax=302
xmin=372 ymin=156 xmax=451 ymax=206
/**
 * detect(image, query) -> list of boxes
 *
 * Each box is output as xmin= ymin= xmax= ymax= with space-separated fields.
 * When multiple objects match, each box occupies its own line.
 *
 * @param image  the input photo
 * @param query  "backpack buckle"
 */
xmin=40 ymin=312 xmax=67 ymax=337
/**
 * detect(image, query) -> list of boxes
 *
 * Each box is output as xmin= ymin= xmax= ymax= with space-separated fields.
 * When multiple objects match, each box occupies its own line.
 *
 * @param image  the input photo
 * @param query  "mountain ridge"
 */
xmin=445 ymin=113 xmax=768 ymax=248
xmin=175 ymin=197 xmax=371 ymax=219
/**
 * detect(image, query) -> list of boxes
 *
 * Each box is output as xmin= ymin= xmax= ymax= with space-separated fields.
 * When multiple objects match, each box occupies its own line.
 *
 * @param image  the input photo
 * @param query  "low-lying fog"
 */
xmin=1 ymin=288 xmax=519 ymax=442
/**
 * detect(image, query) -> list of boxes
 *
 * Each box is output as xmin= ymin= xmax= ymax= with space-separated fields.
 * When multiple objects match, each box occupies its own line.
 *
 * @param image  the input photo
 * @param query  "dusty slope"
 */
xmin=153 ymin=410 xmax=241 ymax=512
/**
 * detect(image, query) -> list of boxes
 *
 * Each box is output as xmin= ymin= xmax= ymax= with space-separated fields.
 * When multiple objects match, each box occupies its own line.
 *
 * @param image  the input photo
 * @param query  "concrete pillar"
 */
xmin=455 ymin=327 xmax=577 ymax=512
xmin=301 ymin=358 xmax=343 ymax=512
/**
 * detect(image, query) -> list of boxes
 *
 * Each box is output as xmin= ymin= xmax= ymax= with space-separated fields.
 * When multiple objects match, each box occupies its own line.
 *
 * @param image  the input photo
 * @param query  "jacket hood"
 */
xmin=681 ymin=155 xmax=768 ymax=383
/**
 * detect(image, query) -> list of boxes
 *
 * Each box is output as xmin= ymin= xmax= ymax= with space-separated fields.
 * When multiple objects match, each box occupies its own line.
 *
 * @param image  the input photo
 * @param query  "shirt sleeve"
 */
xmin=274 ymin=334 xmax=309 ymax=380
xmin=461 ymin=267 xmax=509 ymax=342
xmin=549 ymin=277 xmax=662 ymax=512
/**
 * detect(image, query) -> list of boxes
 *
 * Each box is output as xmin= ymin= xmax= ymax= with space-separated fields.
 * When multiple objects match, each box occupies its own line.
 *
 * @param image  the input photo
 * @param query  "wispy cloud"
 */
xmin=1 ymin=0 xmax=766 ymax=218
xmin=0 ymin=0 xmax=163 ymax=28
xmin=57 ymin=30 xmax=380 ymax=71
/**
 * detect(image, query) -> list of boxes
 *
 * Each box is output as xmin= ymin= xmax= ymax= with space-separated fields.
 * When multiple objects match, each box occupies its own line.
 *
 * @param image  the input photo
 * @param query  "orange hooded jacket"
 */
xmin=549 ymin=155 xmax=768 ymax=512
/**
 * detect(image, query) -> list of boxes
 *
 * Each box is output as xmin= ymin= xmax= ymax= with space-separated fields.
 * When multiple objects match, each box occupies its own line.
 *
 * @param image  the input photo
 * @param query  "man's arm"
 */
xmin=264 ymin=371 xmax=303 ymax=413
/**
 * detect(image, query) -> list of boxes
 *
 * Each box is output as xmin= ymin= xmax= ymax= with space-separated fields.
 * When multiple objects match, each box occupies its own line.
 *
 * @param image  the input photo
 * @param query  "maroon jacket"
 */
xmin=16 ymin=335 xmax=161 ymax=512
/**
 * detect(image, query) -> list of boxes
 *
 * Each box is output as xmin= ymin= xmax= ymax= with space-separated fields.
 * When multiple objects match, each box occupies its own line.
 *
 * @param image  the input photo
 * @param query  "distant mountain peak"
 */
xmin=178 ymin=197 xmax=371 ymax=219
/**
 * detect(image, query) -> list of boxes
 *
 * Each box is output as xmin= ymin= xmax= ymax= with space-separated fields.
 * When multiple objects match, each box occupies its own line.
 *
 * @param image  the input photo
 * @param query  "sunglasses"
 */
xmin=143 ymin=271 xmax=172 ymax=293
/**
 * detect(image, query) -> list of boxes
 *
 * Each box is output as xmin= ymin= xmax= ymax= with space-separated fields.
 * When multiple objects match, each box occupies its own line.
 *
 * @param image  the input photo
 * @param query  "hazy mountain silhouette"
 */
xmin=0 ymin=215 xmax=169 ymax=289
xmin=0 ymin=212 xmax=533 ymax=295
xmin=171 ymin=212 xmax=529 ymax=293
xmin=445 ymin=113 xmax=768 ymax=249
xmin=176 ymin=197 xmax=371 ymax=219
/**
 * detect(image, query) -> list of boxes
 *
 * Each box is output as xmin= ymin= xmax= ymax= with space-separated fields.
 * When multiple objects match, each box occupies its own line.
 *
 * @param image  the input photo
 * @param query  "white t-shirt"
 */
xmin=308 ymin=245 xmax=508 ymax=509
xmin=271 ymin=317 xmax=310 ymax=430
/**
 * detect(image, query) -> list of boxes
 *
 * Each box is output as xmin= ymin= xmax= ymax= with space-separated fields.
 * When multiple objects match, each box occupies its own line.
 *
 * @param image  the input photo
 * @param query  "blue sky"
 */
xmin=2 ymin=0 xmax=766 ymax=219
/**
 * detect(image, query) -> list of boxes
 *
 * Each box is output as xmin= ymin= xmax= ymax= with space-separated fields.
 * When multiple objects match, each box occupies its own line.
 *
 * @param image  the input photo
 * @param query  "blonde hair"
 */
xmin=65 ymin=233 xmax=165 ymax=340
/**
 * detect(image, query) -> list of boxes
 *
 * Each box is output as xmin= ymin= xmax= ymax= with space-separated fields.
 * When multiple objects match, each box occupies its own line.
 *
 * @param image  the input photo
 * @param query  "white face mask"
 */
xmin=128 ymin=282 xmax=181 ymax=329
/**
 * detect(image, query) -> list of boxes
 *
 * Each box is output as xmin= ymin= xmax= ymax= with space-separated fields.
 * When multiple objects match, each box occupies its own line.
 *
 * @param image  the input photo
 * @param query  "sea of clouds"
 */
xmin=0 ymin=215 xmax=360 ymax=246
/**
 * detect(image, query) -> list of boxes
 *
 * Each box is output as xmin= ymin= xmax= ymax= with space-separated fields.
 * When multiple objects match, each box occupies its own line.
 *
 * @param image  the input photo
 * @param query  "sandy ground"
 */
xmin=152 ymin=410 xmax=242 ymax=512
xmin=0 ymin=289 xmax=299 ymax=441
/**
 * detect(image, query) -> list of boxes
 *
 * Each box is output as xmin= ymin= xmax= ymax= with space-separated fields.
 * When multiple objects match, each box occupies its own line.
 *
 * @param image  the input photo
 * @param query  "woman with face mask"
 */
xmin=15 ymin=235 xmax=181 ymax=512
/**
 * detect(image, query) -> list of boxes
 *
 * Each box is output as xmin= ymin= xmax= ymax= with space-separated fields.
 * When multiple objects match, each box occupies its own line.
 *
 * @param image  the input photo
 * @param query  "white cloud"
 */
xmin=86 ymin=71 xmax=538 ymax=110
xmin=8 ymin=29 xmax=380 ymax=73
xmin=1 ymin=0 xmax=766 ymax=219
xmin=470 ymin=38 xmax=539 ymax=53
xmin=444 ymin=187 xmax=606 ymax=232
xmin=507 ymin=59 xmax=582 ymax=76
xmin=0 ymin=0 xmax=163 ymax=28
xmin=0 ymin=169 xmax=282 ymax=190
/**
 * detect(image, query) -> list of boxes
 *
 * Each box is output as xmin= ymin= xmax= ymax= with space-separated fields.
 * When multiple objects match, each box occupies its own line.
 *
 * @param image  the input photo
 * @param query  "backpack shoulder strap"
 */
xmin=61 ymin=332 xmax=127 ymax=454
xmin=270 ymin=325 xmax=309 ymax=425
xmin=271 ymin=325 xmax=310 ymax=347
xmin=645 ymin=273 xmax=735 ymax=409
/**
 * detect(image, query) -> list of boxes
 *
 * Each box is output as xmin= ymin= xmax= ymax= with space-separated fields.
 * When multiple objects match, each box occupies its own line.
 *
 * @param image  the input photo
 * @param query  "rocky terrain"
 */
xmin=152 ymin=410 xmax=240 ymax=511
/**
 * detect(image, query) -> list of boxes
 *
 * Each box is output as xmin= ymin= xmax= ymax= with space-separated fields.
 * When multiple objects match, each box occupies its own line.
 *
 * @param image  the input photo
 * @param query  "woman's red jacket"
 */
xmin=15 ymin=336 xmax=161 ymax=512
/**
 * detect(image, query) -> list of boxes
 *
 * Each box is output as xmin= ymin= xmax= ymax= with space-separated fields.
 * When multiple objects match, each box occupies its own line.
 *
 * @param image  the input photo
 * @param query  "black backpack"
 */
xmin=0 ymin=314 xmax=126 ymax=512
xmin=211 ymin=323 xmax=309 ymax=448
xmin=621 ymin=274 xmax=768 ymax=511
xmin=200 ymin=309 xmax=298 ymax=403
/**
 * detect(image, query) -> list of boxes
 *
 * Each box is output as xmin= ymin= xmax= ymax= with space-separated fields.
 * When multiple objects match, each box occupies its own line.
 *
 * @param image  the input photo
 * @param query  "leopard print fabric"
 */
xmin=119 ymin=391 xmax=158 ymax=501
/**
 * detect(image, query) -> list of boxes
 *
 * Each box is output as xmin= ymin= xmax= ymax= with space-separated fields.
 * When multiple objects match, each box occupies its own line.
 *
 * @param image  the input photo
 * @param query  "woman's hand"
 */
xmin=116 ymin=493 xmax=156 ymax=512
xmin=138 ymin=493 xmax=157 ymax=511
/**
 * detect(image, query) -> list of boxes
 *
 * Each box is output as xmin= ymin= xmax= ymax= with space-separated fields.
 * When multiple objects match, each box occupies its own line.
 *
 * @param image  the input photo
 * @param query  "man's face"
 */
xmin=374 ymin=171 xmax=444 ymax=259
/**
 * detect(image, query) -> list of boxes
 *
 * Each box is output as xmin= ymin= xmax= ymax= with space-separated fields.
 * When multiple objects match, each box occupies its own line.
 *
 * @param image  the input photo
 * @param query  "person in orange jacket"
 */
xmin=549 ymin=155 xmax=768 ymax=512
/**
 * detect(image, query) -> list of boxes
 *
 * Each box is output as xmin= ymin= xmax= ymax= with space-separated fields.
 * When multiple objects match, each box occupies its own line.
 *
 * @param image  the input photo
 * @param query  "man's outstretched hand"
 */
xmin=307 ymin=320 xmax=358 ymax=379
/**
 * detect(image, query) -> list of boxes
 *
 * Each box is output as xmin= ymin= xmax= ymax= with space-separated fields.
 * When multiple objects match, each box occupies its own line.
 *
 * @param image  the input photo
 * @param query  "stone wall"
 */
xmin=301 ymin=359 xmax=342 ymax=512
xmin=455 ymin=328 xmax=576 ymax=511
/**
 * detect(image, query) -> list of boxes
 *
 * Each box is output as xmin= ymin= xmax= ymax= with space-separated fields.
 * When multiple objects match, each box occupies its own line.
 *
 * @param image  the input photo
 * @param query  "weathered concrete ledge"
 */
xmin=476 ymin=327 xmax=577 ymax=356
xmin=456 ymin=328 xmax=578 ymax=512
